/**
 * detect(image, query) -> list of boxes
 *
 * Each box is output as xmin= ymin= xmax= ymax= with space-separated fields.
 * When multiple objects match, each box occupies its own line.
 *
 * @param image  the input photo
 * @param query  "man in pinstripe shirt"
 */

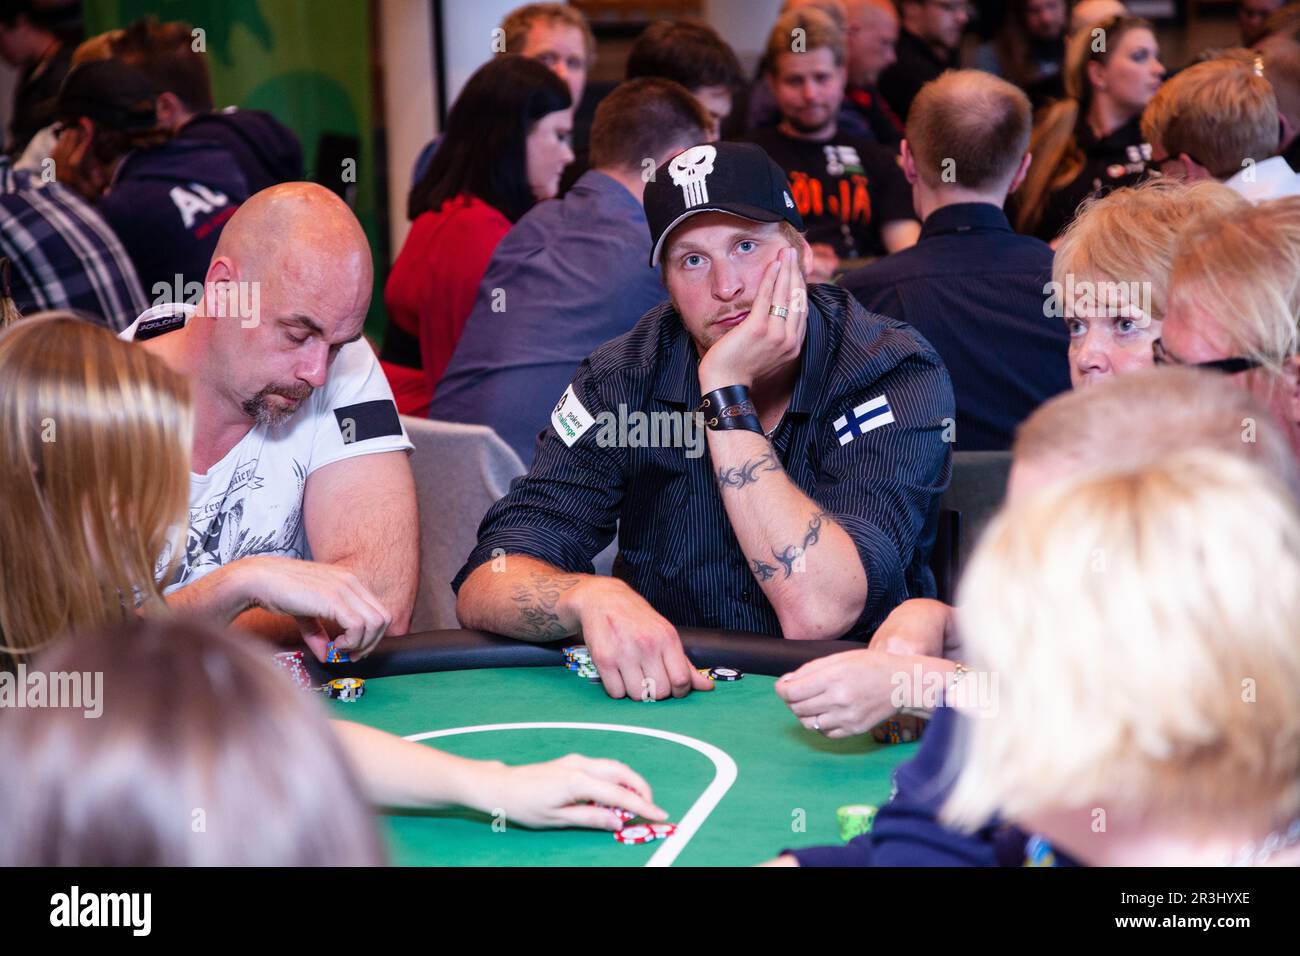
xmin=0 ymin=154 xmax=147 ymax=330
xmin=454 ymin=143 xmax=953 ymax=701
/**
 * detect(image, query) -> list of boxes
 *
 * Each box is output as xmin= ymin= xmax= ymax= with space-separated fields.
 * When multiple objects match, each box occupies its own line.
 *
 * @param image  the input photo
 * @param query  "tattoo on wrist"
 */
xmin=716 ymin=452 xmax=781 ymax=491
xmin=509 ymin=571 xmax=580 ymax=640
xmin=755 ymin=512 xmax=831 ymax=580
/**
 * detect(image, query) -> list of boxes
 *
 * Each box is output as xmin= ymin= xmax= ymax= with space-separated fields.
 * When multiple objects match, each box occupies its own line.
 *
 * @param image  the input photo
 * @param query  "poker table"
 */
xmin=313 ymin=629 xmax=919 ymax=866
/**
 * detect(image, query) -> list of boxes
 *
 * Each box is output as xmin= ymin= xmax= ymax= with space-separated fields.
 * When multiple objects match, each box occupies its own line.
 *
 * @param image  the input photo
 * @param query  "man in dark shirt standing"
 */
xmin=842 ymin=70 xmax=1070 ymax=450
xmin=453 ymin=142 xmax=952 ymax=700
xmin=745 ymin=6 xmax=919 ymax=282
xmin=878 ymin=0 xmax=968 ymax=122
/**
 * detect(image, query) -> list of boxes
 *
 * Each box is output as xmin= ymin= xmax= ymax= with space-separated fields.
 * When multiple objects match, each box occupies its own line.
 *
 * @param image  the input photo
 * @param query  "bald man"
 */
xmin=842 ymin=0 xmax=904 ymax=149
xmin=120 ymin=183 xmax=419 ymax=658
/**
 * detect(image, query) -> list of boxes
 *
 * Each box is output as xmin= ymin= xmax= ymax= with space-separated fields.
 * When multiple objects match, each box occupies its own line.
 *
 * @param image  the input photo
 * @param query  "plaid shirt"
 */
xmin=0 ymin=157 xmax=148 ymax=331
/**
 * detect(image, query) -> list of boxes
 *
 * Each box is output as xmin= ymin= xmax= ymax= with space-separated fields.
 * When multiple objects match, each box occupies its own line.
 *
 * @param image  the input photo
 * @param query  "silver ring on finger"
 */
xmin=769 ymin=305 xmax=790 ymax=319
xmin=813 ymin=713 xmax=822 ymax=732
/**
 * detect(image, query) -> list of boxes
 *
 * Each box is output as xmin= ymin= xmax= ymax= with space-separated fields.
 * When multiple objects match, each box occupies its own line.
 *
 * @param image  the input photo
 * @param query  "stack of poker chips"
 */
xmin=273 ymin=651 xmax=315 ymax=689
xmin=837 ymin=804 xmax=878 ymax=841
xmin=562 ymin=644 xmax=601 ymax=682
xmin=324 ymin=677 xmax=366 ymax=702
xmin=613 ymin=823 xmax=678 ymax=845
xmin=583 ymin=792 xmax=679 ymax=845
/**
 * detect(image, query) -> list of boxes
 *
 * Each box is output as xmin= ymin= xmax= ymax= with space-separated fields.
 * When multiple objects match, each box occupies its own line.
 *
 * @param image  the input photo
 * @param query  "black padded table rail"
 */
xmin=310 ymin=628 xmax=866 ymax=682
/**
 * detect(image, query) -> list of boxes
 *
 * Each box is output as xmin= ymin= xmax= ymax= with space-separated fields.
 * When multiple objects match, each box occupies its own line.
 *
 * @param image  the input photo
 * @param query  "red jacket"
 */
xmin=383 ymin=194 xmax=510 ymax=415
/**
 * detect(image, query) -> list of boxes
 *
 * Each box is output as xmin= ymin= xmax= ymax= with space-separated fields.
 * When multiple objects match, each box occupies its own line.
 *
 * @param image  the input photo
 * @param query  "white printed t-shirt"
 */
xmin=120 ymin=304 xmax=414 ymax=593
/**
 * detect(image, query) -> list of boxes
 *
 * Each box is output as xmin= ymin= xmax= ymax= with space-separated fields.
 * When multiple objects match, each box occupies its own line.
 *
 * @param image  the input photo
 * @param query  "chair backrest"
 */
xmin=404 ymin=416 xmax=526 ymax=632
xmin=928 ymin=508 xmax=959 ymax=605
xmin=938 ymin=450 xmax=1014 ymax=594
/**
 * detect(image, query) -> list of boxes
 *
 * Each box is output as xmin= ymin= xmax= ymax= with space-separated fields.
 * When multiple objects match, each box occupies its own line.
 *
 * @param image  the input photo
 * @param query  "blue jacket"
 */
xmin=178 ymin=107 xmax=303 ymax=195
xmin=788 ymin=706 xmax=1078 ymax=866
xmin=98 ymin=139 xmax=250 ymax=301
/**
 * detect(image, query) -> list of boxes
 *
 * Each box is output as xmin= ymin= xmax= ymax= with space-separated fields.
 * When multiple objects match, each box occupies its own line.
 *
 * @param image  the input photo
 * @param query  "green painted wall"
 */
xmin=85 ymin=0 xmax=388 ymax=336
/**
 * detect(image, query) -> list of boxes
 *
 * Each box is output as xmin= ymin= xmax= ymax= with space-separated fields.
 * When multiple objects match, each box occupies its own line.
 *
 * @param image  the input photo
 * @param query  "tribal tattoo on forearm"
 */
xmin=715 ymin=452 xmax=781 ymax=491
xmin=753 ymin=512 xmax=830 ymax=581
xmin=509 ymin=571 xmax=580 ymax=640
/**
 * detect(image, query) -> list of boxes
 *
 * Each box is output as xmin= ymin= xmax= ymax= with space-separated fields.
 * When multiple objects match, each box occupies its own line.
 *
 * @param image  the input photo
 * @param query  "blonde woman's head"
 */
xmin=1165 ymin=195 xmax=1300 ymax=458
xmin=1052 ymin=178 xmax=1248 ymax=388
xmin=0 ymin=314 xmax=192 ymax=665
xmin=944 ymin=449 xmax=1300 ymax=861
xmin=1011 ymin=364 xmax=1299 ymax=497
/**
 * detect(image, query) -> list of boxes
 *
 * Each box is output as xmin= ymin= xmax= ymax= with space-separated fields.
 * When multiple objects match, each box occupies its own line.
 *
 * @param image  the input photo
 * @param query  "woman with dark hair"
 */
xmin=382 ymin=55 xmax=574 ymax=415
xmin=973 ymin=0 xmax=1069 ymax=108
xmin=1013 ymin=16 xmax=1165 ymax=241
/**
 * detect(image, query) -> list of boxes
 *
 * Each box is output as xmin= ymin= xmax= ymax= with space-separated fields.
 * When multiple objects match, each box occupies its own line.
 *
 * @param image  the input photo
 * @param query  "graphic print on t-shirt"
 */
xmin=786 ymin=144 xmax=874 ymax=246
xmin=746 ymin=127 xmax=915 ymax=259
xmin=159 ymin=457 xmax=307 ymax=588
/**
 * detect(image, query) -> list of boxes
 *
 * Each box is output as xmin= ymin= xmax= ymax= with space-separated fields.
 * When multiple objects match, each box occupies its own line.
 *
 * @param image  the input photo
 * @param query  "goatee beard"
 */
xmin=243 ymin=383 xmax=313 ymax=426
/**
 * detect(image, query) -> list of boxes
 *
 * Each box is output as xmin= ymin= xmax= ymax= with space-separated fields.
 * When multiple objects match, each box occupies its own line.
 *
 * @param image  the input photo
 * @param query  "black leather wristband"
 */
xmin=698 ymin=384 xmax=763 ymax=434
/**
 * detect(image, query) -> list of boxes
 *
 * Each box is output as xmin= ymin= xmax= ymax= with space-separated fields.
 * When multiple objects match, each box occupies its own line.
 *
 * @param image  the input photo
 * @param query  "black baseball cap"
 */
xmin=55 ymin=60 xmax=159 ymax=133
xmin=645 ymin=141 xmax=804 ymax=267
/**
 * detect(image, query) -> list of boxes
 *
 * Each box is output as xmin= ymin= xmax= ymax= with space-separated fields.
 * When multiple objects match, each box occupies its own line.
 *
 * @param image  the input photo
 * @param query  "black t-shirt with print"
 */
xmin=1031 ymin=115 xmax=1153 ymax=242
xmin=744 ymin=126 xmax=916 ymax=259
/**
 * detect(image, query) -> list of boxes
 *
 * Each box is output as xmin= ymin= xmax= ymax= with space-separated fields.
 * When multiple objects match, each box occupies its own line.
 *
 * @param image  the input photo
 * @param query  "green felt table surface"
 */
xmin=330 ymin=666 xmax=917 ymax=866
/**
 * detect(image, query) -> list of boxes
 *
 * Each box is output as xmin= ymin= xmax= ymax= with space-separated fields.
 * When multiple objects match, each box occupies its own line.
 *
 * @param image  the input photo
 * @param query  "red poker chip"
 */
xmin=614 ymin=825 xmax=656 ymax=845
xmin=273 ymin=652 xmax=314 ymax=689
xmin=649 ymin=823 xmax=677 ymax=839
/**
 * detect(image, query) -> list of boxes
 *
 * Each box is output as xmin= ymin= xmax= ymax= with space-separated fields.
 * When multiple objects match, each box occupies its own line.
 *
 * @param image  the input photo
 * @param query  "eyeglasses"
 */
xmin=1152 ymin=337 xmax=1266 ymax=374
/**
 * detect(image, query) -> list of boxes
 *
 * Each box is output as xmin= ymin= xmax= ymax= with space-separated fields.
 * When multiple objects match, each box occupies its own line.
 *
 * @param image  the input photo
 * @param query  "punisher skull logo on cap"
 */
xmin=644 ymin=141 xmax=804 ymax=267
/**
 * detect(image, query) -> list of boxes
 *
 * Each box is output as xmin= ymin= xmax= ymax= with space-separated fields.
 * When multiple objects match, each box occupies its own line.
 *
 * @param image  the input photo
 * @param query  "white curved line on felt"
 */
xmin=404 ymin=722 xmax=739 ymax=867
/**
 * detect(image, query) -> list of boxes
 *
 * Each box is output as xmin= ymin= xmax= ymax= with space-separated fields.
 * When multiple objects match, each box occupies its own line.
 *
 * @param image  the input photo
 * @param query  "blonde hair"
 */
xmin=1140 ymin=55 xmax=1278 ymax=179
xmin=0 ymin=314 xmax=192 ymax=664
xmin=1169 ymin=195 xmax=1300 ymax=378
xmin=766 ymin=6 xmax=847 ymax=73
xmin=501 ymin=3 xmax=595 ymax=63
xmin=1051 ymin=178 xmax=1248 ymax=325
xmin=1014 ymin=365 xmax=1300 ymax=494
xmin=943 ymin=449 xmax=1300 ymax=835
xmin=1015 ymin=15 xmax=1152 ymax=235
xmin=907 ymin=70 xmax=1032 ymax=190
xmin=0 ymin=617 xmax=385 ymax=865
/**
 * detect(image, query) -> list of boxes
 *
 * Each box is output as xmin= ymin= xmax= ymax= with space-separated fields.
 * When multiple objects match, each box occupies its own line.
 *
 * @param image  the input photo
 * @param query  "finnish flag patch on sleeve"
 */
xmin=833 ymin=394 xmax=895 ymax=446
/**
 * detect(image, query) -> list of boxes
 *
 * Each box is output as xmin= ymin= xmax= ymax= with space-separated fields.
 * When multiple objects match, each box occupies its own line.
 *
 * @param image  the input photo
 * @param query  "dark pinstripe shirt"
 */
xmin=452 ymin=284 xmax=954 ymax=639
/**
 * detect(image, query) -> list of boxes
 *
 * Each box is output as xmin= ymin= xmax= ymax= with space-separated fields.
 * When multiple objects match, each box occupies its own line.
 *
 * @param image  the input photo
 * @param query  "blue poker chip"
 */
xmin=325 ymin=641 xmax=351 ymax=664
xmin=708 ymin=667 xmax=743 ymax=681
